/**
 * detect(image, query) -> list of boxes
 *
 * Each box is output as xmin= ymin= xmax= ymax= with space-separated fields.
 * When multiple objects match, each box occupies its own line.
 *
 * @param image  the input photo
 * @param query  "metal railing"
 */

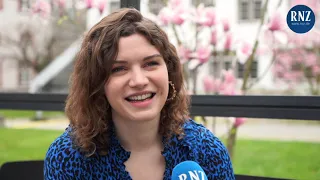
xmin=1 ymin=93 xmax=319 ymax=179
xmin=1 ymin=93 xmax=319 ymax=121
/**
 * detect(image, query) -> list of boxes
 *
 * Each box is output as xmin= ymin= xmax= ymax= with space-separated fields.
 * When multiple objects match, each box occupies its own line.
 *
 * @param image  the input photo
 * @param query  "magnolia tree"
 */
xmin=0 ymin=0 xmax=107 ymax=120
xmin=0 ymin=0 xmax=108 ymax=74
xmin=270 ymin=7 xmax=320 ymax=95
xmin=0 ymin=1 xmax=55 ymax=73
xmin=271 ymin=38 xmax=320 ymax=95
xmin=151 ymin=0 xmax=297 ymax=159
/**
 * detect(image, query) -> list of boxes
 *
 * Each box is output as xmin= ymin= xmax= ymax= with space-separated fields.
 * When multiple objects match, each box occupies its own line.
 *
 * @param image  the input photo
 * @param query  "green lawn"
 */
xmin=232 ymin=140 xmax=320 ymax=179
xmin=0 ymin=128 xmax=319 ymax=179
xmin=0 ymin=110 xmax=65 ymax=119
xmin=0 ymin=128 xmax=63 ymax=165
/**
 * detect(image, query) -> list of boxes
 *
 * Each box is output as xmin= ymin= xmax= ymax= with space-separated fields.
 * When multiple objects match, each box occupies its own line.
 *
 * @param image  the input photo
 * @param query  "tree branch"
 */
xmin=241 ymin=0 xmax=269 ymax=93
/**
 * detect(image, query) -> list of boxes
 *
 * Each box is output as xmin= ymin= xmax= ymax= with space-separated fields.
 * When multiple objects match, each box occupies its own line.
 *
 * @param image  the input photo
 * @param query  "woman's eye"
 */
xmin=145 ymin=61 xmax=159 ymax=67
xmin=111 ymin=67 xmax=125 ymax=73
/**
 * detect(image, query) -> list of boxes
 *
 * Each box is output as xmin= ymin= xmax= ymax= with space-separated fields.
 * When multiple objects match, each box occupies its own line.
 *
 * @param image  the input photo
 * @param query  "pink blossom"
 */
xmin=158 ymin=7 xmax=172 ymax=26
xmin=195 ymin=46 xmax=212 ymax=63
xmin=85 ymin=0 xmax=94 ymax=9
xmin=210 ymin=29 xmax=217 ymax=46
xmin=267 ymin=11 xmax=283 ymax=32
xmin=203 ymin=76 xmax=222 ymax=93
xmin=305 ymin=54 xmax=317 ymax=67
xmin=236 ymin=41 xmax=252 ymax=64
xmin=278 ymin=52 xmax=293 ymax=64
xmin=203 ymin=76 xmax=215 ymax=93
xmin=272 ymin=63 xmax=285 ymax=75
xmin=178 ymin=45 xmax=192 ymax=64
xmin=222 ymin=19 xmax=230 ymax=32
xmin=55 ymin=0 xmax=65 ymax=8
xmin=224 ymin=33 xmax=232 ymax=51
xmin=234 ymin=117 xmax=246 ymax=127
xmin=98 ymin=0 xmax=107 ymax=14
xmin=192 ymin=4 xmax=204 ymax=24
xmin=223 ymin=70 xmax=236 ymax=84
xmin=169 ymin=0 xmax=183 ymax=8
xmin=272 ymin=50 xmax=311 ymax=83
xmin=217 ymin=70 xmax=237 ymax=95
xmin=263 ymin=26 xmax=289 ymax=47
xmin=312 ymin=66 xmax=320 ymax=75
xmin=282 ymin=72 xmax=295 ymax=81
xmin=32 ymin=0 xmax=51 ymax=18
xmin=197 ymin=7 xmax=217 ymax=27
xmin=288 ymin=29 xmax=320 ymax=48
xmin=240 ymin=43 xmax=251 ymax=57
xmin=282 ymin=71 xmax=304 ymax=82
xmin=221 ymin=85 xmax=236 ymax=95
xmin=204 ymin=8 xmax=217 ymax=27
xmin=287 ymin=32 xmax=308 ymax=47
xmin=171 ymin=6 xmax=188 ymax=25
xmin=290 ymin=48 xmax=305 ymax=63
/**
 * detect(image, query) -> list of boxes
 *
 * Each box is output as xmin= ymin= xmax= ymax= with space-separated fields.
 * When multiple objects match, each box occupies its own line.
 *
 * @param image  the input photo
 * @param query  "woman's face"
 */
xmin=104 ymin=33 xmax=169 ymax=123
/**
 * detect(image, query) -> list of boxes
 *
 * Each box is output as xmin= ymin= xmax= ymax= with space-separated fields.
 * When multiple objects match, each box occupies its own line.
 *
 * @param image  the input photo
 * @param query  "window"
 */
xmin=237 ymin=61 xmax=258 ymax=78
xmin=18 ymin=0 xmax=31 ymax=12
xmin=253 ymin=0 xmax=262 ymax=19
xmin=192 ymin=0 xmax=215 ymax=7
xmin=19 ymin=64 xmax=32 ymax=87
xmin=148 ymin=0 xmax=165 ymax=15
xmin=211 ymin=60 xmax=221 ymax=77
xmin=225 ymin=61 xmax=232 ymax=70
xmin=238 ymin=0 xmax=262 ymax=21
xmin=222 ymin=60 xmax=258 ymax=78
xmin=239 ymin=0 xmax=249 ymax=20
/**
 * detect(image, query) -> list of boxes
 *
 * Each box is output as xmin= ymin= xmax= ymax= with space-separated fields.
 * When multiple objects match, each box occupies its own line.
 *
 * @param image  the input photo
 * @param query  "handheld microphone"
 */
xmin=171 ymin=161 xmax=208 ymax=180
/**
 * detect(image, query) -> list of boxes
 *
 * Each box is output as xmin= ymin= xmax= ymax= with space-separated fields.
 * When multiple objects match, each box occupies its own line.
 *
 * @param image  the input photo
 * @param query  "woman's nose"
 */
xmin=128 ymin=68 xmax=149 ymax=88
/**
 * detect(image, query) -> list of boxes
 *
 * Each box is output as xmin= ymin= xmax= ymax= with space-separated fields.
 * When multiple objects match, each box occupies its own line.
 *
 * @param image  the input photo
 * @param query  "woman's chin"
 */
xmin=128 ymin=111 xmax=160 ymax=122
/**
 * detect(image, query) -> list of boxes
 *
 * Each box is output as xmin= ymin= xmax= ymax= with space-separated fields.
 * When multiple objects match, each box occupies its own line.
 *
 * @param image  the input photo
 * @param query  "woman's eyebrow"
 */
xmin=143 ymin=54 xmax=162 ymax=61
xmin=114 ymin=54 xmax=162 ymax=64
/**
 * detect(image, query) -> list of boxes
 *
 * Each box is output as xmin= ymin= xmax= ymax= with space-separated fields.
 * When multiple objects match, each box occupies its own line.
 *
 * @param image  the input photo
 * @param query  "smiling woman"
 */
xmin=105 ymin=34 xmax=169 ymax=124
xmin=44 ymin=8 xmax=235 ymax=180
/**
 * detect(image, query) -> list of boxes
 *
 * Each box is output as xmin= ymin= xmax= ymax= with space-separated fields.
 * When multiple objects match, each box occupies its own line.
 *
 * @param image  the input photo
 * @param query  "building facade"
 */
xmin=28 ymin=0 xmax=319 ymax=95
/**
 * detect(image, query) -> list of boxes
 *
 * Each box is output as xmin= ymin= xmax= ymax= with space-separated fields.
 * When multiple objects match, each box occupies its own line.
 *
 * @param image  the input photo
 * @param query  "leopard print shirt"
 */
xmin=44 ymin=119 xmax=235 ymax=179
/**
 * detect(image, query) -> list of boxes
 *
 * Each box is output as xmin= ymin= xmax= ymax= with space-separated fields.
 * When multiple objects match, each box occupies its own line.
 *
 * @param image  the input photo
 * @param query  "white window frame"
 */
xmin=238 ymin=0 xmax=262 ymax=22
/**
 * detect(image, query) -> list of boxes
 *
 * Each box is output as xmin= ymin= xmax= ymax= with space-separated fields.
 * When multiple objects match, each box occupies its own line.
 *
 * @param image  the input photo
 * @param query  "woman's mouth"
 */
xmin=125 ymin=93 xmax=156 ymax=102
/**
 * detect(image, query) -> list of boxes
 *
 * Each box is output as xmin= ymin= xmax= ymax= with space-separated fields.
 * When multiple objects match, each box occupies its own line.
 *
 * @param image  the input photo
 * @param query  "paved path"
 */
xmin=3 ymin=118 xmax=320 ymax=143
xmin=4 ymin=118 xmax=69 ymax=130
xmin=207 ymin=120 xmax=320 ymax=143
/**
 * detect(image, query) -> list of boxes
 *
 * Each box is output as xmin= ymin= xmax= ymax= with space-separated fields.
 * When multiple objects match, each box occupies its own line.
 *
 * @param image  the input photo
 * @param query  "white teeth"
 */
xmin=128 ymin=93 xmax=152 ymax=101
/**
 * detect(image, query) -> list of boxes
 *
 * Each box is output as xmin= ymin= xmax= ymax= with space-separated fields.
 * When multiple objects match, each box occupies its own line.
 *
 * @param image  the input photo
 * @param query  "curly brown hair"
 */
xmin=65 ymin=8 xmax=190 ymax=156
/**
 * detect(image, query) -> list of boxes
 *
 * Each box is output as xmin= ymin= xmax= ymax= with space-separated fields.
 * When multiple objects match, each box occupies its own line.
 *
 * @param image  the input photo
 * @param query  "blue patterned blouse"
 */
xmin=44 ymin=119 xmax=235 ymax=179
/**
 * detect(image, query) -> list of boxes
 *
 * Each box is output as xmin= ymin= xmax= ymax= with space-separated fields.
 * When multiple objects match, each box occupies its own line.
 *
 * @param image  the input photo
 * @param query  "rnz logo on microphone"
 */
xmin=287 ymin=4 xmax=315 ymax=34
xmin=178 ymin=170 xmax=206 ymax=180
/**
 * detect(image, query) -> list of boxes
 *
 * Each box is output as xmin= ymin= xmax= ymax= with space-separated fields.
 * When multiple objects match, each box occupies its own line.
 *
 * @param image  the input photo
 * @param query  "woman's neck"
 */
xmin=112 ymin=115 xmax=162 ymax=152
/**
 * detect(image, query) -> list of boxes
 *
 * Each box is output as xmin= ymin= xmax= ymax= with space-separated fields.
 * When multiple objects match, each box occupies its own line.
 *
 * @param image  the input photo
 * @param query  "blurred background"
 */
xmin=0 ymin=0 xmax=319 ymax=179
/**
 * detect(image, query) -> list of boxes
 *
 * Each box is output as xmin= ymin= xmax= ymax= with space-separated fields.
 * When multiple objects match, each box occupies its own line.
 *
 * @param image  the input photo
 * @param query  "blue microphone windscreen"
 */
xmin=171 ymin=161 xmax=208 ymax=180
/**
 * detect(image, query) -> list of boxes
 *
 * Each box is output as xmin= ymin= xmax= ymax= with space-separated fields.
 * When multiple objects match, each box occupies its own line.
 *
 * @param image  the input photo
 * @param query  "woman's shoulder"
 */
xmin=182 ymin=118 xmax=228 ymax=154
xmin=182 ymin=119 xmax=235 ymax=179
xmin=183 ymin=118 xmax=219 ymax=142
xmin=45 ymin=126 xmax=80 ymax=158
xmin=44 ymin=126 xmax=87 ymax=179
